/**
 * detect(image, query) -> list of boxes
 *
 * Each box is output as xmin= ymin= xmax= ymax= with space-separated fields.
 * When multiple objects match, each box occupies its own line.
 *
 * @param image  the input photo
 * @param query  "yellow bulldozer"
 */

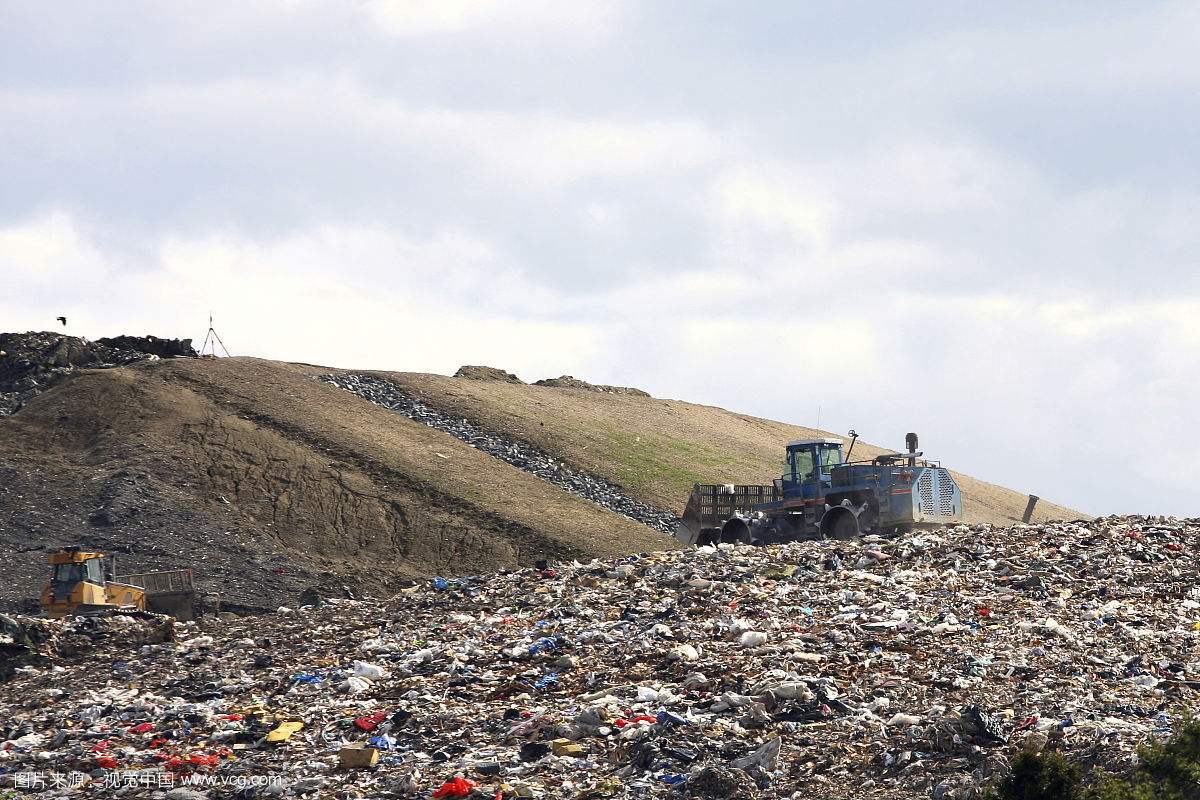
xmin=40 ymin=548 xmax=196 ymax=620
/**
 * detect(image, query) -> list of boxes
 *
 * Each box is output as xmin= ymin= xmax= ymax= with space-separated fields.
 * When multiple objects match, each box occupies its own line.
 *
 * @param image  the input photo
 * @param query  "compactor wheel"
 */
xmin=720 ymin=518 xmax=753 ymax=545
xmin=827 ymin=510 xmax=860 ymax=539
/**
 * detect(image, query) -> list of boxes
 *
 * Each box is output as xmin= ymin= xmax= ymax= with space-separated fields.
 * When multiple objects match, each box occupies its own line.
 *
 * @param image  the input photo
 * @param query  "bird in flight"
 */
xmin=56 ymin=316 xmax=67 ymax=326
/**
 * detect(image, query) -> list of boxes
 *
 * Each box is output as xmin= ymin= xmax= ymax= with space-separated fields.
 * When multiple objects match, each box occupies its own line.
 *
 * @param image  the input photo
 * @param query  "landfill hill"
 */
xmin=1 ymin=516 xmax=1197 ymax=800
xmin=374 ymin=369 xmax=1080 ymax=525
xmin=0 ymin=335 xmax=1082 ymax=611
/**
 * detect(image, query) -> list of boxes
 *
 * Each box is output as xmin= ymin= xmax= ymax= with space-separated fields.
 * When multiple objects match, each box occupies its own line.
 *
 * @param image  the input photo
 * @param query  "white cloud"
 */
xmin=1 ymin=76 xmax=724 ymax=196
xmin=0 ymin=211 xmax=108 ymax=282
xmin=2 ymin=3 xmax=1198 ymax=518
xmin=151 ymin=225 xmax=598 ymax=374
xmin=832 ymin=2 xmax=1200 ymax=102
xmin=0 ymin=212 xmax=598 ymax=376
xmin=714 ymin=167 xmax=836 ymax=249
xmin=361 ymin=0 xmax=624 ymax=40
xmin=406 ymin=110 xmax=722 ymax=190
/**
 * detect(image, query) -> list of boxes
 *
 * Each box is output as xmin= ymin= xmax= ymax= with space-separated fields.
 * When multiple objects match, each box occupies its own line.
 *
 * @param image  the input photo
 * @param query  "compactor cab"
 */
xmin=781 ymin=438 xmax=845 ymax=500
xmin=40 ymin=548 xmax=196 ymax=620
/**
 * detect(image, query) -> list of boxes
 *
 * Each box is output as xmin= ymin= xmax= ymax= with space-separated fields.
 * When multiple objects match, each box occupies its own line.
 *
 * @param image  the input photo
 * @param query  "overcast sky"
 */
xmin=3 ymin=2 xmax=1197 ymax=517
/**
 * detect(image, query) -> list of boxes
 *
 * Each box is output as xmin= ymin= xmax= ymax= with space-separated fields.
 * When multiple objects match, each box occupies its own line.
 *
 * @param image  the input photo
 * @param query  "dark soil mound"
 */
xmin=533 ymin=374 xmax=650 ymax=397
xmin=0 ymin=331 xmax=196 ymax=415
xmin=453 ymin=365 xmax=524 ymax=383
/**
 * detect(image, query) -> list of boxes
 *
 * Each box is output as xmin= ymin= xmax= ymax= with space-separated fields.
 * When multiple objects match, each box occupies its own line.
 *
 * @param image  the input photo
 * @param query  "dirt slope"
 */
xmin=0 ymin=355 xmax=1082 ymax=610
xmin=0 ymin=358 xmax=671 ymax=610
xmin=377 ymin=371 xmax=1082 ymax=525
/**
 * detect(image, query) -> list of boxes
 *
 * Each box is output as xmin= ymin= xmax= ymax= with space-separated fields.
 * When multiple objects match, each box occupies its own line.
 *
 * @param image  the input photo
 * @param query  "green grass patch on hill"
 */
xmin=596 ymin=423 xmax=756 ymax=499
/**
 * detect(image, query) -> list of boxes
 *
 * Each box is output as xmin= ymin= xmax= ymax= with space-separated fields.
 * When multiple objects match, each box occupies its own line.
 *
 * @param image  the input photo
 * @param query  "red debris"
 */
xmin=432 ymin=776 xmax=477 ymax=799
xmin=354 ymin=711 xmax=388 ymax=731
xmin=613 ymin=715 xmax=657 ymax=728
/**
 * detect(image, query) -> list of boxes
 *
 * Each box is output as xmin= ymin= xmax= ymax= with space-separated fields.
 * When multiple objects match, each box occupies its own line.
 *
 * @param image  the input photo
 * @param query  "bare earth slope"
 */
xmin=376 ymin=371 xmax=1082 ymax=525
xmin=0 ymin=358 xmax=671 ymax=610
xmin=0 ymin=355 xmax=1082 ymax=610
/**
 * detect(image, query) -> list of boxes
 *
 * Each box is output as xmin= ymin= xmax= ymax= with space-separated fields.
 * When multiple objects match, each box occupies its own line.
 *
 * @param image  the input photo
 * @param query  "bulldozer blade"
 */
xmin=147 ymin=592 xmax=195 ymax=621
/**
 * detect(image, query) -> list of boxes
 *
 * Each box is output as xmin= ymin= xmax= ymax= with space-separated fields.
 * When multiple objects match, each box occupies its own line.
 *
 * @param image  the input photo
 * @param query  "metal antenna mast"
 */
xmin=199 ymin=312 xmax=230 ymax=357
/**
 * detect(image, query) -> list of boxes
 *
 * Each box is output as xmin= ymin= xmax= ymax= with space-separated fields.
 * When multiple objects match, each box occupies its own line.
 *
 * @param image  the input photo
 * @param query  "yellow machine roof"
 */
xmin=48 ymin=550 xmax=106 ymax=565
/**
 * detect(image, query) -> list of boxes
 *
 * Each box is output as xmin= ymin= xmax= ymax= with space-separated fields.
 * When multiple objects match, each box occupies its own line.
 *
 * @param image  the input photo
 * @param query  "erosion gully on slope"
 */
xmin=317 ymin=374 xmax=679 ymax=536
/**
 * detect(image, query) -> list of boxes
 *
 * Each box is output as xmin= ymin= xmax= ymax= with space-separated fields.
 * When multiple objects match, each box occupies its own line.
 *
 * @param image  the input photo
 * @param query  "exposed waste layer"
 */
xmin=0 ymin=332 xmax=197 ymax=416
xmin=318 ymin=373 xmax=679 ymax=536
xmin=94 ymin=336 xmax=197 ymax=359
xmin=2 ymin=516 xmax=1197 ymax=799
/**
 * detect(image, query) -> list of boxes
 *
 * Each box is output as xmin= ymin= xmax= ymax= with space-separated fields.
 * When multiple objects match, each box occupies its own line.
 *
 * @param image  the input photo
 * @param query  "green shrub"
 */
xmin=1083 ymin=716 xmax=1200 ymax=800
xmin=985 ymin=750 xmax=1084 ymax=800
xmin=985 ymin=718 xmax=1200 ymax=800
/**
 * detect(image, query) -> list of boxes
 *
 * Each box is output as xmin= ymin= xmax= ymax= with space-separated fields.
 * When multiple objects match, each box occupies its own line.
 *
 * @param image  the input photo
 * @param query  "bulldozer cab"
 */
xmin=48 ymin=552 xmax=106 ymax=602
xmin=42 ymin=547 xmax=195 ymax=619
xmin=783 ymin=439 xmax=844 ymax=499
xmin=41 ymin=549 xmax=136 ymax=618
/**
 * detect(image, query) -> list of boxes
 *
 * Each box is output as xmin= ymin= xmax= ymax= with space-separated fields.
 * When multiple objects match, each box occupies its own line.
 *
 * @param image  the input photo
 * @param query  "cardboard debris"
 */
xmin=339 ymin=744 xmax=380 ymax=769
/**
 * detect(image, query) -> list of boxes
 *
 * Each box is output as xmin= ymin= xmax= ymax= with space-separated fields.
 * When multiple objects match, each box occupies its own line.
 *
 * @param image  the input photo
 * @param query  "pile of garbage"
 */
xmin=0 ymin=332 xmax=197 ymax=416
xmin=453 ymin=366 xmax=525 ymax=384
xmin=0 ymin=612 xmax=175 ymax=681
xmin=318 ymin=373 xmax=678 ymax=536
xmin=1 ymin=516 xmax=1198 ymax=799
xmin=450 ymin=367 xmax=649 ymax=397
xmin=532 ymin=376 xmax=650 ymax=398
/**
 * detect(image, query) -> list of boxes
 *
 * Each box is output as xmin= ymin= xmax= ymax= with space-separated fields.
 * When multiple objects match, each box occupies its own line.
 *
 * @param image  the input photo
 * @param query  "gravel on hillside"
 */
xmin=318 ymin=373 xmax=679 ymax=536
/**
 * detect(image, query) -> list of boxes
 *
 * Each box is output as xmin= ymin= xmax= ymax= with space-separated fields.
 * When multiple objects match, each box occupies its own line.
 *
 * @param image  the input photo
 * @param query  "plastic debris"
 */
xmin=431 ymin=776 xmax=477 ymax=798
xmin=353 ymin=660 xmax=390 ymax=680
xmin=265 ymin=720 xmax=304 ymax=742
xmin=354 ymin=711 xmax=388 ymax=731
xmin=1 ymin=515 xmax=1198 ymax=800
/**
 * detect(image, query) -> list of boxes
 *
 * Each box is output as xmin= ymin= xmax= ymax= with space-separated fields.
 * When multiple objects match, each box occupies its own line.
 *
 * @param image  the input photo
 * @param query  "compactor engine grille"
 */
xmin=918 ymin=472 xmax=935 ymax=515
xmin=938 ymin=469 xmax=955 ymax=515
